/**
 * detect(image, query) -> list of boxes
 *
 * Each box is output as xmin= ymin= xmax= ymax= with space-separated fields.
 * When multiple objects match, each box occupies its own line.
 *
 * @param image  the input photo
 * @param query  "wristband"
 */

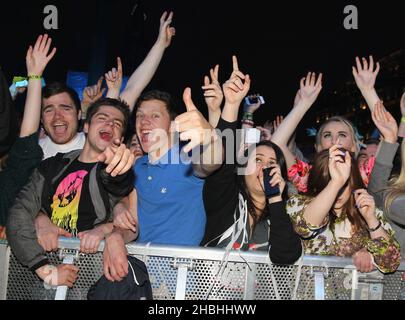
xmin=366 ymin=220 xmax=382 ymax=232
xmin=242 ymin=112 xmax=253 ymax=121
xmin=241 ymin=119 xmax=254 ymax=126
xmin=28 ymin=74 xmax=42 ymax=80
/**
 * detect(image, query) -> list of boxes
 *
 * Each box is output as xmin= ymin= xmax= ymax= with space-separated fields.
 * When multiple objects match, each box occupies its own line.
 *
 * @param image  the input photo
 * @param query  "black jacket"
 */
xmin=202 ymin=118 xmax=302 ymax=265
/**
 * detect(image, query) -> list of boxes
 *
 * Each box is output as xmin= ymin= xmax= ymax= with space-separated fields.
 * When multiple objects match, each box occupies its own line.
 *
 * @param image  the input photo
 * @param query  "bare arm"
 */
xmin=221 ymin=56 xmax=251 ymax=123
xmin=202 ymin=64 xmax=223 ymax=128
xmin=120 ymin=11 xmax=175 ymax=111
xmin=20 ymin=34 xmax=56 ymax=137
xmin=81 ymin=77 xmax=105 ymax=120
xmin=352 ymin=56 xmax=381 ymax=112
xmin=271 ymin=73 xmax=322 ymax=169
xmin=105 ymin=57 xmax=123 ymax=99
xmin=303 ymin=147 xmax=351 ymax=227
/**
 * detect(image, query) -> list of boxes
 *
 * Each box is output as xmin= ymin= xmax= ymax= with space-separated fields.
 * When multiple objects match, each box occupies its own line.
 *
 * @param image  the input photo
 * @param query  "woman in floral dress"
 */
xmin=287 ymin=145 xmax=400 ymax=274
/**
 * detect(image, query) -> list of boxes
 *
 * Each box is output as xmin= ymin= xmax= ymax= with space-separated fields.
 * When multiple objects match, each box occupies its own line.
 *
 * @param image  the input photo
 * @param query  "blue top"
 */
xmin=134 ymin=144 xmax=206 ymax=246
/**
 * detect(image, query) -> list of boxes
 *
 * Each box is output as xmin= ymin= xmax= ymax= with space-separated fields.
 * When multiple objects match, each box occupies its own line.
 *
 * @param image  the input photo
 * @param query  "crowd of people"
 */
xmin=0 ymin=11 xmax=404 ymax=289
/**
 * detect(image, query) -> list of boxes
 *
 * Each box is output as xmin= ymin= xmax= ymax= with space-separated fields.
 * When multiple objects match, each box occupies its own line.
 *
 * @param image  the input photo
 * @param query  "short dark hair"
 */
xmin=364 ymin=139 xmax=380 ymax=146
xmin=42 ymin=82 xmax=81 ymax=113
xmin=86 ymin=98 xmax=130 ymax=135
xmin=134 ymin=90 xmax=179 ymax=120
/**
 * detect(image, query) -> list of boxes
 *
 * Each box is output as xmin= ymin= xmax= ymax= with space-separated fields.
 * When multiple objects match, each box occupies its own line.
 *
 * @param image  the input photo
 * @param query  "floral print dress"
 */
xmin=287 ymin=195 xmax=401 ymax=274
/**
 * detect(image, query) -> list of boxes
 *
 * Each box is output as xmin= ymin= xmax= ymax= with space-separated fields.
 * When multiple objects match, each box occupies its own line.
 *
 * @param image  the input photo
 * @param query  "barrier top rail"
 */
xmin=2 ymin=238 xmax=404 ymax=271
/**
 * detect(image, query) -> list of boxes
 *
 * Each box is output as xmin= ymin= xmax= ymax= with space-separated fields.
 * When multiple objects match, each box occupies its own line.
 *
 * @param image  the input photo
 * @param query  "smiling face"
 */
xmin=244 ymin=145 xmax=278 ymax=196
xmin=317 ymin=121 xmax=356 ymax=153
xmin=42 ymin=92 xmax=81 ymax=144
xmin=84 ymin=105 xmax=125 ymax=153
xmin=135 ymin=99 xmax=172 ymax=153
xmin=357 ymin=143 xmax=379 ymax=166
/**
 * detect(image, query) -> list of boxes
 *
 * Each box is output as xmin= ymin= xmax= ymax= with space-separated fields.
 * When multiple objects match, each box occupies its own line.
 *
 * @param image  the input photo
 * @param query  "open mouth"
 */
xmin=52 ymin=123 xmax=68 ymax=136
xmin=99 ymin=130 xmax=113 ymax=142
xmin=140 ymin=129 xmax=152 ymax=144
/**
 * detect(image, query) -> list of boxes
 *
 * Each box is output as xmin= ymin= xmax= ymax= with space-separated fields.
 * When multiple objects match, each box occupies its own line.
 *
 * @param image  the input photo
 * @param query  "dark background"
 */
xmin=1 ymin=0 xmax=404 ymax=140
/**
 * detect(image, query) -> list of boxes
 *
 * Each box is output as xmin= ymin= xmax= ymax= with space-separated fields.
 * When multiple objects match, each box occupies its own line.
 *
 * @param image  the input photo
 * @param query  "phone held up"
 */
xmin=244 ymin=95 xmax=265 ymax=106
xmin=263 ymin=167 xmax=280 ymax=199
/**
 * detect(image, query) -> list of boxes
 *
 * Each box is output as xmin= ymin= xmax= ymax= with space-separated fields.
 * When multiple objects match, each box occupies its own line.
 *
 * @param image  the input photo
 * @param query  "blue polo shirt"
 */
xmin=134 ymin=144 xmax=206 ymax=246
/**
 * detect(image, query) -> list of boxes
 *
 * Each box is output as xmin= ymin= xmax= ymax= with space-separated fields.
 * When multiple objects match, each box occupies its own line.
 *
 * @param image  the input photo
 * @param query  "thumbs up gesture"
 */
xmin=174 ymin=88 xmax=217 ymax=154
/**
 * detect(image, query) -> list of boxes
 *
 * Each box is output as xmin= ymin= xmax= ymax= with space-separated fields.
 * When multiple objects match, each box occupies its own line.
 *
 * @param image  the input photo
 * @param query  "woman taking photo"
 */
xmin=287 ymin=145 xmax=400 ymax=273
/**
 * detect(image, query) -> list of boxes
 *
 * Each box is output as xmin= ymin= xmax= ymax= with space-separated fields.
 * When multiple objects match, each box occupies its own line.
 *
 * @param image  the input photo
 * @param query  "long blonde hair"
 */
xmin=385 ymin=140 xmax=405 ymax=211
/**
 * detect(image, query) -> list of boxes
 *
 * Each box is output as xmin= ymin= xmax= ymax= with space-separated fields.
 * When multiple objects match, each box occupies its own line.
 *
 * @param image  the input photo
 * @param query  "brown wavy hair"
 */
xmin=306 ymin=149 xmax=367 ymax=233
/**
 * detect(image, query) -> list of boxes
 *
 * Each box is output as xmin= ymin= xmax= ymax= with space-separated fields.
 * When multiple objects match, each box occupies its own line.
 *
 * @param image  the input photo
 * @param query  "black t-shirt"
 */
xmin=50 ymin=159 xmax=98 ymax=236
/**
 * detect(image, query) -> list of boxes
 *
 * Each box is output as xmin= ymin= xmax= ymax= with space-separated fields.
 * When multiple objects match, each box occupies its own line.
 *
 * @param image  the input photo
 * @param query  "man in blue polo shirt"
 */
xmin=125 ymin=88 xmax=223 ymax=245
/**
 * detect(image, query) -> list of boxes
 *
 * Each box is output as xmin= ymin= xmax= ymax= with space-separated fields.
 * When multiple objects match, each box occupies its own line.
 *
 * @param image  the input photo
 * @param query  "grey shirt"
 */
xmin=368 ymin=140 xmax=405 ymax=255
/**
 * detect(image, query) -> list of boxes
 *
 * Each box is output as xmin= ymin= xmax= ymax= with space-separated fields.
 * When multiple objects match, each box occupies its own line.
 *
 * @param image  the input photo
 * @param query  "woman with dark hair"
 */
xmin=202 ymin=139 xmax=302 ymax=264
xmin=287 ymin=145 xmax=400 ymax=273
xmin=201 ymin=56 xmax=301 ymax=265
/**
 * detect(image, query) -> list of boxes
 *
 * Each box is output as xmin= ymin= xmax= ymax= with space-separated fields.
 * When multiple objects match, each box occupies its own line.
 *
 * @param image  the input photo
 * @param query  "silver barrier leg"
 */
xmin=0 ymin=245 xmax=10 ymax=300
xmin=314 ymin=271 xmax=325 ymax=300
xmin=244 ymin=263 xmax=256 ymax=300
xmin=174 ymin=259 xmax=192 ymax=300
xmin=351 ymin=269 xmax=359 ymax=300
xmin=54 ymin=253 xmax=77 ymax=300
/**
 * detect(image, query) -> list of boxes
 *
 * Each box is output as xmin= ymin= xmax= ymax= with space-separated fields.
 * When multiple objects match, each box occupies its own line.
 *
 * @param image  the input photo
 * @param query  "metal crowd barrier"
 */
xmin=0 ymin=238 xmax=404 ymax=300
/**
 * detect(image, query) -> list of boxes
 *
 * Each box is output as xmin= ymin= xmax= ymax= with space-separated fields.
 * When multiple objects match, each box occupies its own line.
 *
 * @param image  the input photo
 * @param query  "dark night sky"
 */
xmin=1 ymin=0 xmax=404 ymax=128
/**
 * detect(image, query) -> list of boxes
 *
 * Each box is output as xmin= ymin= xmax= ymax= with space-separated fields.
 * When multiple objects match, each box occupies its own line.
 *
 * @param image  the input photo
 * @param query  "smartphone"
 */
xmin=15 ymin=80 xmax=28 ymax=88
xmin=244 ymin=95 xmax=265 ymax=106
xmin=245 ymin=128 xmax=261 ymax=144
xmin=263 ymin=167 xmax=280 ymax=198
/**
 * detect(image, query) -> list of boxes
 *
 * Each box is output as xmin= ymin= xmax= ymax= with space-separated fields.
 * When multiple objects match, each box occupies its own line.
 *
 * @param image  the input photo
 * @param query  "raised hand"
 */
xmin=105 ymin=57 xmax=123 ymax=97
xmin=223 ymin=56 xmax=251 ymax=106
xmin=371 ymin=101 xmax=398 ymax=143
xmin=243 ymin=94 xmax=263 ymax=114
xmin=256 ymin=126 xmax=272 ymax=141
xmin=175 ymin=88 xmax=216 ymax=154
xmin=82 ymin=76 xmax=106 ymax=107
xmin=272 ymin=115 xmax=284 ymax=133
xmin=202 ymin=64 xmax=223 ymax=114
xmin=157 ymin=11 xmax=176 ymax=48
xmin=295 ymin=72 xmax=323 ymax=107
xmin=352 ymin=56 xmax=380 ymax=92
xmin=97 ymin=139 xmax=135 ymax=177
xmin=26 ymin=34 xmax=57 ymax=76
xmin=328 ymin=145 xmax=351 ymax=188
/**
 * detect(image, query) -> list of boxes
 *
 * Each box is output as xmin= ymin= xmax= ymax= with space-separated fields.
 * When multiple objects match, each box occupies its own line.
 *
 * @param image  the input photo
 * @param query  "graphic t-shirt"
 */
xmin=50 ymin=159 xmax=97 ymax=236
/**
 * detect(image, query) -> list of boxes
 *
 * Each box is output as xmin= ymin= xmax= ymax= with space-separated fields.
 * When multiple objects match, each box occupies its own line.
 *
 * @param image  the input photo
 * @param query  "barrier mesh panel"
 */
xmin=185 ymin=260 xmax=246 ymax=300
xmin=3 ymin=245 xmax=405 ymax=300
xmin=383 ymin=273 xmax=403 ymax=300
